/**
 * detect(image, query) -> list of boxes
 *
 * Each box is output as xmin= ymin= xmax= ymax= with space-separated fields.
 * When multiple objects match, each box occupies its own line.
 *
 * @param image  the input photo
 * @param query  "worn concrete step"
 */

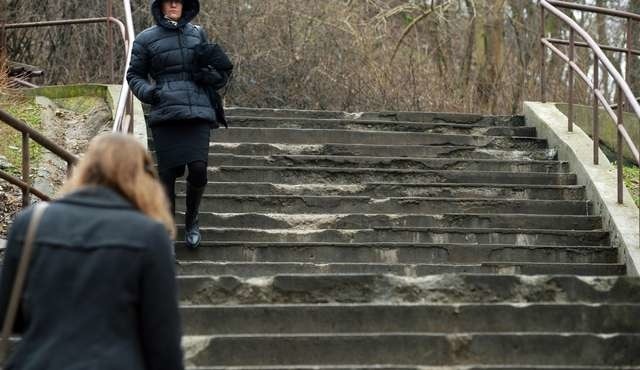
xmin=225 ymin=108 xmax=526 ymax=127
xmin=210 ymin=143 xmax=557 ymax=161
xmin=174 ymin=213 xmax=602 ymax=231
xmin=176 ymin=228 xmax=609 ymax=247
xmin=175 ymin=261 xmax=625 ymax=277
xmin=182 ymin=333 xmax=639 ymax=367
xmin=176 ymin=182 xmax=586 ymax=200
xmin=174 ymin=242 xmax=617 ymax=265
xmin=175 ymin=195 xmax=590 ymax=215
xmin=225 ymin=116 xmax=536 ymax=136
xmin=208 ymin=155 xmax=569 ymax=173
xmin=212 ymin=128 xmax=546 ymax=150
xmin=177 ymin=274 xmax=640 ymax=305
xmin=205 ymin=167 xmax=577 ymax=186
xmin=180 ymin=303 xmax=640 ymax=335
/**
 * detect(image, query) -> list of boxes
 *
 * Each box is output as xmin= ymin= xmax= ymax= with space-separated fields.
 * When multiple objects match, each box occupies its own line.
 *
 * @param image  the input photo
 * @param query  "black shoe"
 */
xmin=185 ymin=182 xmax=206 ymax=249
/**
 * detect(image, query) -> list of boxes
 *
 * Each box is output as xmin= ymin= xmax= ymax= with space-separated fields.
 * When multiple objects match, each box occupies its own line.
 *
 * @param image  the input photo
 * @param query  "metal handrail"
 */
xmin=0 ymin=1 xmax=133 ymax=209
xmin=111 ymin=0 xmax=136 ymax=135
xmin=539 ymin=0 xmax=640 ymax=204
xmin=5 ymin=17 xmax=128 ymax=84
xmin=545 ymin=0 xmax=640 ymax=22
xmin=3 ymin=9 xmax=136 ymax=133
xmin=546 ymin=38 xmax=640 ymax=56
xmin=0 ymin=109 xmax=77 ymax=206
xmin=6 ymin=18 xmax=127 ymax=42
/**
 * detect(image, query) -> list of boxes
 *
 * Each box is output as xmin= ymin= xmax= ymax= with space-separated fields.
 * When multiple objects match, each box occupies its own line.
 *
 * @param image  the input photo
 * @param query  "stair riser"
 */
xmin=177 ymin=275 xmax=640 ymax=305
xmin=212 ymin=128 xmax=546 ymax=149
xmin=183 ymin=334 xmax=640 ymax=366
xmin=175 ymin=244 xmax=617 ymax=265
xmin=207 ymin=168 xmax=577 ymax=186
xmin=176 ymin=197 xmax=590 ymax=216
xmin=226 ymin=117 xmax=536 ymax=136
xmin=176 ymin=182 xmax=586 ymax=200
xmin=210 ymin=143 xmax=557 ymax=160
xmin=176 ymin=262 xmax=625 ymax=277
xmin=226 ymin=109 xmax=526 ymax=126
xmin=208 ymin=156 xmax=568 ymax=173
xmin=180 ymin=305 xmax=640 ymax=335
xmin=174 ymin=213 xmax=602 ymax=231
xmin=176 ymin=229 xmax=609 ymax=247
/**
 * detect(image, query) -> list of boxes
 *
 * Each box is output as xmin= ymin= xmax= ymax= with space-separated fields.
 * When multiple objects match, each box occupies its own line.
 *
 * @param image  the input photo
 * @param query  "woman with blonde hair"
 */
xmin=0 ymin=133 xmax=184 ymax=370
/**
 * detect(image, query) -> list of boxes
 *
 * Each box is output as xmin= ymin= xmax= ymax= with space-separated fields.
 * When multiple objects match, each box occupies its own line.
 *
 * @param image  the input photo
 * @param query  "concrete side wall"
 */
xmin=524 ymin=102 xmax=640 ymax=275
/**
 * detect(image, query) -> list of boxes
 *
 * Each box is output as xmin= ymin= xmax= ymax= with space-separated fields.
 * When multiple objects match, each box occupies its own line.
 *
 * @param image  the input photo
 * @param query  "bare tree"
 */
xmin=3 ymin=0 xmax=631 ymax=114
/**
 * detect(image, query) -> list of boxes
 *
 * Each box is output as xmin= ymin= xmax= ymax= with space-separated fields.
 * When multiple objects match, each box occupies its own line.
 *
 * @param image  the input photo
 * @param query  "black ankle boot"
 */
xmin=185 ymin=182 xmax=206 ymax=249
xmin=169 ymin=194 xmax=176 ymax=220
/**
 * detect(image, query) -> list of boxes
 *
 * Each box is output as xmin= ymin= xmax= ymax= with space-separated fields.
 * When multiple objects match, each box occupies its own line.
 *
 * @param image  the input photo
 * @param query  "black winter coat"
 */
xmin=126 ymin=0 xmax=216 ymax=126
xmin=0 ymin=186 xmax=184 ymax=370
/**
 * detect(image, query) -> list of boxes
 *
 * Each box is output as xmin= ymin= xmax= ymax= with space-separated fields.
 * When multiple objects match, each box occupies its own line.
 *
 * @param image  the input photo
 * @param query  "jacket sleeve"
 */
xmin=0 ymin=211 xmax=29 ymax=334
xmin=139 ymin=223 xmax=184 ymax=370
xmin=126 ymin=37 xmax=157 ymax=105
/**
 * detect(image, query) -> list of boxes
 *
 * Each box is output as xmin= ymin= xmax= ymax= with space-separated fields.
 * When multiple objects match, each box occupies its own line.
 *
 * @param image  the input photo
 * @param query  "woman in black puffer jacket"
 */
xmin=127 ymin=0 xmax=219 ymax=249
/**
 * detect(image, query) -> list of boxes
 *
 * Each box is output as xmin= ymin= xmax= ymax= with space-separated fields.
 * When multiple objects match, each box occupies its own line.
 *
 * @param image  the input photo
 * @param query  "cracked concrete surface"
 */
xmin=178 ymin=274 xmax=640 ymax=306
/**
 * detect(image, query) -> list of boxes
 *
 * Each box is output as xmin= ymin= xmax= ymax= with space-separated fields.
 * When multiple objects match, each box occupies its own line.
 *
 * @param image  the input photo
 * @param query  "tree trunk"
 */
xmin=475 ymin=0 xmax=506 ymax=114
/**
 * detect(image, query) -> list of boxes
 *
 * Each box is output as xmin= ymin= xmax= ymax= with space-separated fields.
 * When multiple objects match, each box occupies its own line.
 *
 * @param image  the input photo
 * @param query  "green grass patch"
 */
xmin=623 ymin=164 xmax=640 ymax=207
xmin=0 ymin=94 xmax=44 ymax=177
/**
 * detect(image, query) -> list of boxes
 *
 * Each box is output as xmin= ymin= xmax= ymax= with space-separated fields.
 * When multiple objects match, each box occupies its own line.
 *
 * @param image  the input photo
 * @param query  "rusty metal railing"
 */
xmin=539 ymin=0 xmax=640 ymax=204
xmin=4 ymin=17 xmax=127 ymax=88
xmin=0 ymin=0 xmax=135 ymax=206
xmin=0 ymin=109 xmax=77 ymax=206
xmin=2 ymin=0 xmax=136 ymax=134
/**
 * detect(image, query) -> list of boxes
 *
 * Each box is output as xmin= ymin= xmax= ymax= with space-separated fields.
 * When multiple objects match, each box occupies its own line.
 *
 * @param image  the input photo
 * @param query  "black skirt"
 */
xmin=150 ymin=119 xmax=211 ymax=172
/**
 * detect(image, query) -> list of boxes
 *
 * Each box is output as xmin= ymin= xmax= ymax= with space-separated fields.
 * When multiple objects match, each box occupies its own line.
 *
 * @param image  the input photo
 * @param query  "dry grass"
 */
xmin=2 ymin=0 xmax=569 ymax=114
xmin=3 ymin=0 xmax=634 ymax=114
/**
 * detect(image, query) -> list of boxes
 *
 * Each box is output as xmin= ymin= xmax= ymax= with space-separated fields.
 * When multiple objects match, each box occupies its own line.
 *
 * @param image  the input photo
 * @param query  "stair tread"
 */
xmin=209 ymin=165 xmax=570 ymax=174
xmin=208 ymin=143 xmax=556 ymax=160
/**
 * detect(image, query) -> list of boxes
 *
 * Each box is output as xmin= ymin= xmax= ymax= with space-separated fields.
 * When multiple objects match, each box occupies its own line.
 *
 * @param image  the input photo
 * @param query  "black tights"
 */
xmin=159 ymin=161 xmax=208 ymax=211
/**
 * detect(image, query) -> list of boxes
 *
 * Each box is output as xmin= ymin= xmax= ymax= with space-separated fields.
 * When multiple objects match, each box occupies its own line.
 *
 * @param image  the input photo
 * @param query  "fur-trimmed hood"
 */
xmin=151 ymin=0 xmax=200 ymax=29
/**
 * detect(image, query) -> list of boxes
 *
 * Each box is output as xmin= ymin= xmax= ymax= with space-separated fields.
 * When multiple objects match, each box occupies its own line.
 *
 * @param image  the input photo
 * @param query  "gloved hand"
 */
xmin=194 ymin=67 xmax=227 ymax=90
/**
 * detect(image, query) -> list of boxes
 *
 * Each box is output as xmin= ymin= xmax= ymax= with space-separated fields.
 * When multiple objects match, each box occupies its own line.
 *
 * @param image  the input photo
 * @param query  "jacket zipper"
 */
xmin=177 ymin=27 xmax=193 ymax=116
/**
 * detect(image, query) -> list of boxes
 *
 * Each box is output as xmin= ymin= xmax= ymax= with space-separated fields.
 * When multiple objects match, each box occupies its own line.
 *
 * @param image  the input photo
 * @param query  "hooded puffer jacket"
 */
xmin=126 ymin=0 xmax=215 ymax=126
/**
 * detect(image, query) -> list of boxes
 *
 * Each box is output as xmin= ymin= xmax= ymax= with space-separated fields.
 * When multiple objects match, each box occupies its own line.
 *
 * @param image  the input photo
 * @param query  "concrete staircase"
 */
xmin=167 ymin=108 xmax=640 ymax=369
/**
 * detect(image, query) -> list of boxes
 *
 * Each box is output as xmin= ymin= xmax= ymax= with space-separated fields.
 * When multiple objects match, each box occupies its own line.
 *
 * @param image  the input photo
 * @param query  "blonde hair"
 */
xmin=62 ymin=133 xmax=176 ymax=238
